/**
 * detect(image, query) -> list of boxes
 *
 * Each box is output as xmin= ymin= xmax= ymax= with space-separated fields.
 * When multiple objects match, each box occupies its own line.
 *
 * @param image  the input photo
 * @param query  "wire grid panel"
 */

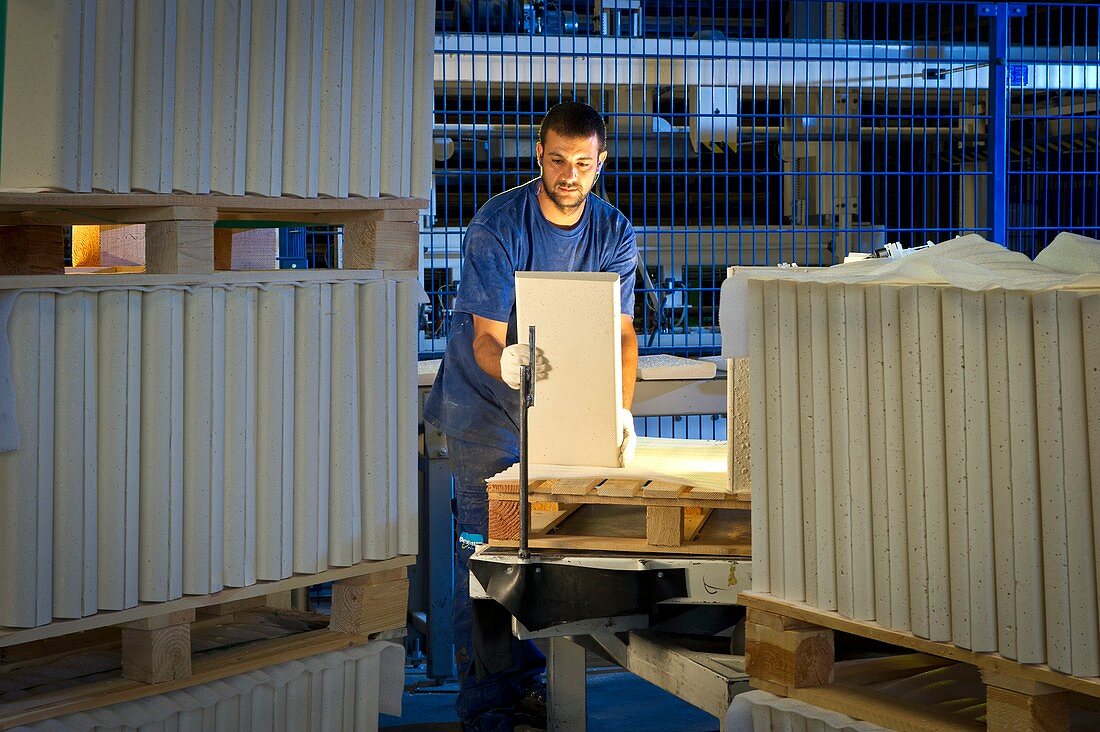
xmin=421 ymin=0 xmax=1100 ymax=356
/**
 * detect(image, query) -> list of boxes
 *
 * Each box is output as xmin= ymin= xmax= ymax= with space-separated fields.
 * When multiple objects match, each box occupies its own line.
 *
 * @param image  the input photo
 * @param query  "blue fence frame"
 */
xmin=420 ymin=0 xmax=1100 ymax=358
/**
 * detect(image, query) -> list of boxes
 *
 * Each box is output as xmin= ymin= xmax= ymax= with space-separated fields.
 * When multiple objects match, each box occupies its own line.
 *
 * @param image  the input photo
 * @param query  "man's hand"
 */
xmin=499 ymin=343 xmax=550 ymax=390
xmin=618 ymin=407 xmax=636 ymax=466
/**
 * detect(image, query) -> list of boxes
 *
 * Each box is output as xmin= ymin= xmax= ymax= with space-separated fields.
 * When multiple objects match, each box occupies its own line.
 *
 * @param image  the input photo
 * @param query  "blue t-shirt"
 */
xmin=423 ymin=179 xmax=638 ymax=451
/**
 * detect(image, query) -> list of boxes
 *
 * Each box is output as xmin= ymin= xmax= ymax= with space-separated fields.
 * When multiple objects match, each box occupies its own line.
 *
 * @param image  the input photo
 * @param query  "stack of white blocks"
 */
xmin=0 ymin=0 xmax=433 ymax=200
xmin=748 ymin=276 xmax=1100 ymax=677
xmin=0 ymin=273 xmax=421 ymax=629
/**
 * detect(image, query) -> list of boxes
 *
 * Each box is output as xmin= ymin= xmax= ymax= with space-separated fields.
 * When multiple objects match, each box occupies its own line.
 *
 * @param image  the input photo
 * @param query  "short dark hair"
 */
xmin=539 ymin=101 xmax=606 ymax=151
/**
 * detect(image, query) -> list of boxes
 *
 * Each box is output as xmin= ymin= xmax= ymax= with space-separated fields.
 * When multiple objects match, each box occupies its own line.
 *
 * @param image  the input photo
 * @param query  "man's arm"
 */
xmin=620 ymin=313 xmax=638 ymax=409
xmin=472 ymin=315 xmax=509 ymax=381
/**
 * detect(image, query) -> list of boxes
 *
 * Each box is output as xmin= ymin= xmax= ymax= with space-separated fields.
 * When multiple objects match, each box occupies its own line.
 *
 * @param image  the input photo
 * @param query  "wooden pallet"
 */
xmin=741 ymin=592 xmax=1100 ymax=731
xmin=0 ymin=192 xmax=427 ymax=275
xmin=487 ymin=477 xmax=751 ymax=555
xmin=0 ymin=563 xmax=409 ymax=729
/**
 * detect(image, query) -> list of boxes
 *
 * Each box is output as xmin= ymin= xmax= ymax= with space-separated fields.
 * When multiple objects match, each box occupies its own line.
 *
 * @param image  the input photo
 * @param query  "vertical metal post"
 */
xmin=547 ymin=635 xmax=588 ymax=731
xmin=981 ymin=2 xmax=1024 ymax=246
xmin=518 ymin=325 xmax=536 ymax=560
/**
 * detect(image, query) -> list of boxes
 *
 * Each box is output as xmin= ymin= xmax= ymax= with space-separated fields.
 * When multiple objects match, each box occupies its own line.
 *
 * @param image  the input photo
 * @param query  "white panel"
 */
xmin=52 ymin=292 xmax=97 ymax=619
xmin=762 ymin=280 xmax=783 ymax=597
xmin=395 ymin=281 xmax=423 ymax=556
xmin=359 ymin=282 xmax=390 ymax=559
xmin=1033 ymin=289 xmax=1071 ymax=673
xmin=410 ymin=0 xmax=435 ymax=200
xmin=245 ymin=0 xmax=288 ymax=196
xmin=1056 ymin=291 xmax=1098 ymax=677
xmin=864 ymin=285 xmax=890 ymax=626
xmin=1005 ymin=289 xmax=1045 ymax=663
xmin=0 ymin=0 xmax=94 ymax=191
xmin=318 ymin=0 xmax=354 ymax=198
xmin=172 ymin=0 xmax=215 ymax=194
xmin=1085 ymin=296 xmax=1100 ymax=675
xmin=210 ymin=0 xmax=253 ymax=195
xmin=329 ymin=282 xmax=363 ymax=567
xmin=282 ymin=0 xmax=324 ymax=197
xmin=808 ymin=283 xmax=835 ymax=611
xmin=898 ymin=286 xmax=928 ymax=638
xmin=795 ymin=285 xmax=817 ymax=607
xmin=379 ymin=0 xmax=411 ymax=195
xmin=256 ymin=288 xmax=295 ymax=580
xmin=294 ymin=284 xmax=331 ymax=573
xmin=96 ymin=291 xmax=142 ymax=610
xmin=777 ymin=281 xmax=803 ymax=602
xmin=940 ymin=287 xmax=970 ymax=648
xmin=917 ymin=285 xmax=950 ymax=642
xmin=0 ymin=293 xmax=52 ymax=627
xmin=349 ymin=0 xmax=385 ymax=197
xmin=747 ymin=278 xmax=768 ymax=593
xmin=984 ymin=289 xmax=1016 ymax=659
xmin=843 ymin=284 xmax=873 ymax=621
xmin=385 ymin=280 xmax=399 ymax=554
xmin=516 ymin=272 xmax=624 ymax=468
xmin=880 ymin=286 xmax=908 ymax=631
xmin=92 ymin=0 xmax=134 ymax=192
xmin=961 ymin=290 xmax=996 ymax=654
xmin=131 ymin=0 xmax=177 ymax=193
xmin=223 ymin=288 xmax=258 ymax=588
xmin=183 ymin=287 xmax=225 ymax=596
xmin=826 ymin=283 xmax=851 ymax=617
xmin=139 ymin=289 xmax=185 ymax=603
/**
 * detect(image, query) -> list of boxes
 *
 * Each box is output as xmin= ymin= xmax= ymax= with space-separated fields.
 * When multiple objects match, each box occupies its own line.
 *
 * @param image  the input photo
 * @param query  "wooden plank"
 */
xmin=739 ymin=592 xmax=1100 ymax=700
xmin=596 ymin=479 xmax=644 ymax=498
xmin=548 ymin=478 xmax=603 ymax=496
xmin=487 ymin=485 xmax=747 ymax=510
xmin=0 ymin=556 xmax=414 ymax=649
xmin=0 ymin=226 xmax=65 ymax=275
xmin=789 ymin=683 xmax=984 ymax=732
xmin=683 ymin=509 xmax=712 ymax=542
xmin=490 ymin=534 xmax=748 ymax=556
xmin=516 ymin=272 xmax=623 ymax=468
xmin=646 ymin=506 xmax=683 ymax=546
xmin=343 ymin=220 xmax=419 ymax=271
xmin=145 ymin=219 xmax=215 ymax=274
xmin=642 ymin=482 xmax=686 ymax=499
xmin=532 ymin=505 xmax=581 ymax=534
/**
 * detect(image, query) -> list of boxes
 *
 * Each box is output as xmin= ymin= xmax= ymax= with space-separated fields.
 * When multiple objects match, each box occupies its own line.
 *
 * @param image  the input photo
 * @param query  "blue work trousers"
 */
xmin=449 ymin=435 xmax=546 ymax=731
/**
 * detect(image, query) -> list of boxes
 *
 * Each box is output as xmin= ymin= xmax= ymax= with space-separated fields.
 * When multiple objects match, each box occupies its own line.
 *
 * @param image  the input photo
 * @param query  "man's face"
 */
xmin=536 ymin=130 xmax=607 ymax=215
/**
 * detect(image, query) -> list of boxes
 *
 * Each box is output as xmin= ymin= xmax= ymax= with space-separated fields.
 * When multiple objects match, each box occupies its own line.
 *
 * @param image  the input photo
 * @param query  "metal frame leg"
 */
xmin=547 ymin=636 xmax=587 ymax=732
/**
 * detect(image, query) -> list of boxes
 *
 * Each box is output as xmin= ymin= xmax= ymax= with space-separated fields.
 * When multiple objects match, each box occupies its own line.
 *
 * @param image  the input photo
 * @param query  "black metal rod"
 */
xmin=518 ymin=325 xmax=536 ymax=560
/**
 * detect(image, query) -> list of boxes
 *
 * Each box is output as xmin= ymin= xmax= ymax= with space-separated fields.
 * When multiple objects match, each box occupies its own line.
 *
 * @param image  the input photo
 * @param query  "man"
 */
xmin=423 ymin=101 xmax=639 ymax=731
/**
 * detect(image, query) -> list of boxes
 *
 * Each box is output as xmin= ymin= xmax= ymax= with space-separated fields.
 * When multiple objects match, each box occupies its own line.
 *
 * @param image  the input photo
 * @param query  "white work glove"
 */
xmin=499 ymin=343 xmax=549 ymax=390
xmin=618 ymin=407 xmax=637 ymax=466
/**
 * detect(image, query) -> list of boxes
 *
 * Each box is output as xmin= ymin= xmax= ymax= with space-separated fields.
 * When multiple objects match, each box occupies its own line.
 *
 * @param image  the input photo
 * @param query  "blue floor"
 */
xmin=381 ymin=659 xmax=720 ymax=731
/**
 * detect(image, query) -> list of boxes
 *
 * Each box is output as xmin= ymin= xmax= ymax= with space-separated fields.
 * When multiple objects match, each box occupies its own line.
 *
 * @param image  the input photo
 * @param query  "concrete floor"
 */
xmin=381 ymin=657 xmax=721 ymax=731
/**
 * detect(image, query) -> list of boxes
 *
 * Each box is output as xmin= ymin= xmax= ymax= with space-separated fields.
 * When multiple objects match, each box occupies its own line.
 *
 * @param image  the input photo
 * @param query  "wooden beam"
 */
xmin=328 ymin=568 xmax=409 ymax=636
xmin=145 ymin=219 xmax=214 ymax=274
xmin=646 ymin=505 xmax=683 ymax=546
xmin=343 ymin=220 xmax=419 ymax=270
xmin=119 ymin=610 xmax=194 ymax=684
xmin=0 ymin=225 xmax=65 ymax=274
xmin=986 ymin=685 xmax=1071 ymax=732
xmin=745 ymin=614 xmax=834 ymax=689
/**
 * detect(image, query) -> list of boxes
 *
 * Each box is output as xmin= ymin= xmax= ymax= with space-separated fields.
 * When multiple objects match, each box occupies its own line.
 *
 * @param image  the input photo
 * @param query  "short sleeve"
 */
xmin=453 ymin=224 xmax=516 ymax=323
xmin=606 ymin=221 xmax=638 ymax=316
